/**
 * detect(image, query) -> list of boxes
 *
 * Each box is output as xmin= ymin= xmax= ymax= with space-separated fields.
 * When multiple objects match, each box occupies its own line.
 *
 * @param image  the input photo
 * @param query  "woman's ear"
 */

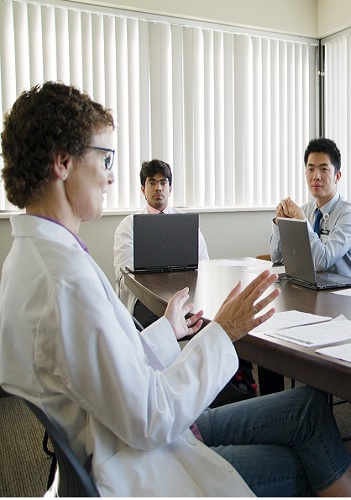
xmin=53 ymin=152 xmax=71 ymax=181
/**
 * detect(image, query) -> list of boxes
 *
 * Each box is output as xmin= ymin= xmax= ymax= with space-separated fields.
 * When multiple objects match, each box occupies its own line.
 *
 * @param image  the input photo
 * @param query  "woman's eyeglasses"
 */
xmin=89 ymin=146 xmax=115 ymax=170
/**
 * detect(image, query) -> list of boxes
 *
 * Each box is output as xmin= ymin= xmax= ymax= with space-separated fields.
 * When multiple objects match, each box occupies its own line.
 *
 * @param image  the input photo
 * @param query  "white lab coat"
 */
xmin=114 ymin=207 xmax=209 ymax=311
xmin=0 ymin=215 xmax=254 ymax=497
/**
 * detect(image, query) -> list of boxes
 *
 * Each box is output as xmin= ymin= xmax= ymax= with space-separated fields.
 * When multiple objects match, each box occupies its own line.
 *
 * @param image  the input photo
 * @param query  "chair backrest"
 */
xmin=23 ymin=400 xmax=98 ymax=497
xmin=256 ymin=254 xmax=271 ymax=261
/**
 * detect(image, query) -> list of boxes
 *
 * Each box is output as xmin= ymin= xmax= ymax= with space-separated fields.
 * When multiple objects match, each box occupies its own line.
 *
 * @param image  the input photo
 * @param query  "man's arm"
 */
xmin=199 ymin=230 xmax=209 ymax=260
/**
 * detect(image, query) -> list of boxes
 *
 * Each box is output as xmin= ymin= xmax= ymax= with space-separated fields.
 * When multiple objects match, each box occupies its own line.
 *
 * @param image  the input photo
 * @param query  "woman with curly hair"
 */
xmin=1 ymin=81 xmax=351 ymax=497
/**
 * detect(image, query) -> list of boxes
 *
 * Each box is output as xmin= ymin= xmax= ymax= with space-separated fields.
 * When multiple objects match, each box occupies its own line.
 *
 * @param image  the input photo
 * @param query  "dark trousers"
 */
xmin=258 ymin=367 xmax=285 ymax=395
xmin=133 ymin=300 xmax=159 ymax=328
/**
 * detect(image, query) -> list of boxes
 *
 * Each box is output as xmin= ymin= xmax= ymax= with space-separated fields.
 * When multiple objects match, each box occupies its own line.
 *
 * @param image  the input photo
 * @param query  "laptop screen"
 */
xmin=277 ymin=217 xmax=351 ymax=289
xmin=277 ymin=218 xmax=317 ymax=284
xmin=132 ymin=213 xmax=199 ymax=273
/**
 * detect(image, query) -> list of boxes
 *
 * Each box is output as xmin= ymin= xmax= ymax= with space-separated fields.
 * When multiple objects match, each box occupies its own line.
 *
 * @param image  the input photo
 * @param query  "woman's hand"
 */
xmin=213 ymin=269 xmax=280 ymax=342
xmin=164 ymin=287 xmax=204 ymax=340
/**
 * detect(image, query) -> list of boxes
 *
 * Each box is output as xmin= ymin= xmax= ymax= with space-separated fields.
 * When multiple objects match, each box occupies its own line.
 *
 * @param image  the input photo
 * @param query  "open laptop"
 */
xmin=126 ymin=213 xmax=199 ymax=273
xmin=277 ymin=217 xmax=351 ymax=290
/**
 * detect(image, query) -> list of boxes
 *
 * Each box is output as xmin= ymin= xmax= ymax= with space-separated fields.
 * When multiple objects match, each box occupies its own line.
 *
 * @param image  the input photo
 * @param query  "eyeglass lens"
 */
xmin=89 ymin=146 xmax=115 ymax=170
xmin=104 ymin=151 xmax=114 ymax=170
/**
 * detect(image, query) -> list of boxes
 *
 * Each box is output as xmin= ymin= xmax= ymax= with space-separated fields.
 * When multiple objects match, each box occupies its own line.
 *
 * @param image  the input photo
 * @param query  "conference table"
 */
xmin=124 ymin=259 xmax=351 ymax=401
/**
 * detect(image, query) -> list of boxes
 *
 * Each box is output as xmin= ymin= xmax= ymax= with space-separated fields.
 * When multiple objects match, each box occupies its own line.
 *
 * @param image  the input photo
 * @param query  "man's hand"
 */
xmin=213 ymin=270 xmax=280 ymax=342
xmin=164 ymin=288 xmax=204 ymax=340
xmin=274 ymin=197 xmax=305 ymax=223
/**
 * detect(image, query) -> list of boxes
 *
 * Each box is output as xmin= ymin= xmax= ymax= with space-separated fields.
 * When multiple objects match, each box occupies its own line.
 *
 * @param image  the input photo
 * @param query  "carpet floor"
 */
xmin=0 ymin=394 xmax=51 ymax=497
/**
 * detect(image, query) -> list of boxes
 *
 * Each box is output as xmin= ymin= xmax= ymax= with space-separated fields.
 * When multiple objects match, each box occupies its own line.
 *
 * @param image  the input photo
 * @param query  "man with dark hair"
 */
xmin=114 ymin=159 xmax=257 ymax=403
xmin=270 ymin=137 xmax=351 ymax=276
xmin=264 ymin=137 xmax=351 ymax=396
xmin=304 ymin=137 xmax=341 ymax=172
xmin=139 ymin=159 xmax=173 ymax=190
xmin=114 ymin=159 xmax=208 ymax=321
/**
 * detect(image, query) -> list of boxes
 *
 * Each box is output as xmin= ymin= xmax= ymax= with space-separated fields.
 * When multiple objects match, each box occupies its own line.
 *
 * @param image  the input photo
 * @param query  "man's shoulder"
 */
xmin=337 ymin=197 xmax=351 ymax=210
xmin=114 ymin=213 xmax=135 ymax=237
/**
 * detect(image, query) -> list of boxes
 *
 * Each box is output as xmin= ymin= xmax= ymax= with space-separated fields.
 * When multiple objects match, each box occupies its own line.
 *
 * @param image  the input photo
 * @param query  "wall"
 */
xmin=71 ymin=0 xmax=318 ymax=37
xmin=318 ymin=0 xmax=351 ymax=37
xmin=0 ymin=210 xmax=275 ymax=288
xmin=69 ymin=0 xmax=351 ymax=39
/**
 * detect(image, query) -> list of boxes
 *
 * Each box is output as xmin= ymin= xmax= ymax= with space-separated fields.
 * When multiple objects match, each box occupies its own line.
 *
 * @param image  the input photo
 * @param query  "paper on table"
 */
xmin=331 ymin=288 xmax=351 ymax=297
xmin=272 ymin=265 xmax=285 ymax=275
xmin=253 ymin=310 xmax=332 ymax=333
xmin=316 ymin=343 xmax=351 ymax=363
xmin=263 ymin=315 xmax=351 ymax=347
xmin=210 ymin=258 xmax=273 ymax=268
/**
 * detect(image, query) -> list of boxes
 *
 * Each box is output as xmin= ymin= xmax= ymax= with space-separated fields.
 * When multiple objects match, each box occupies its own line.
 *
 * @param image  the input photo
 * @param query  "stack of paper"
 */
xmin=252 ymin=311 xmax=351 ymax=362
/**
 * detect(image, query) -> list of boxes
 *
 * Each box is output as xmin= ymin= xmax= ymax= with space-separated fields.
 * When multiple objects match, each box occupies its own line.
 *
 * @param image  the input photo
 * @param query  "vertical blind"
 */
xmin=324 ymin=32 xmax=351 ymax=201
xmin=0 ymin=0 xmax=318 ymax=211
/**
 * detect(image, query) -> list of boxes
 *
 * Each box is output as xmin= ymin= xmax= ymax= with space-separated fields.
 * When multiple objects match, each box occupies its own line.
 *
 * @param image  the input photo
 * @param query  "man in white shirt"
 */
xmin=114 ymin=159 xmax=258 ymax=403
xmin=114 ymin=159 xmax=209 ymax=324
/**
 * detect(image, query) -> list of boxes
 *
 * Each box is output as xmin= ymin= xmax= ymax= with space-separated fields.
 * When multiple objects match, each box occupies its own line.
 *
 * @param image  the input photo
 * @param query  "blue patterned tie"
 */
xmin=313 ymin=208 xmax=323 ymax=236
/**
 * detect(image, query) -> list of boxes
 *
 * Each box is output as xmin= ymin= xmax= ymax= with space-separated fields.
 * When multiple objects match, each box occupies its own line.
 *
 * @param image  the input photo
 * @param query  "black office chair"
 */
xmin=132 ymin=315 xmax=145 ymax=332
xmin=23 ymin=399 xmax=98 ymax=497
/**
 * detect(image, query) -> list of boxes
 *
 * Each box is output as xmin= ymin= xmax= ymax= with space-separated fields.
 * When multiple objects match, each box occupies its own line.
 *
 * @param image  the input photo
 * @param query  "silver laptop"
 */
xmin=127 ymin=213 xmax=199 ymax=274
xmin=277 ymin=217 xmax=351 ymax=290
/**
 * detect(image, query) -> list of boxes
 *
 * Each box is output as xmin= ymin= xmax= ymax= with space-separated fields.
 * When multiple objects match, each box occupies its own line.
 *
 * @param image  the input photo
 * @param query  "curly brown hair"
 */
xmin=1 ymin=81 xmax=115 ymax=208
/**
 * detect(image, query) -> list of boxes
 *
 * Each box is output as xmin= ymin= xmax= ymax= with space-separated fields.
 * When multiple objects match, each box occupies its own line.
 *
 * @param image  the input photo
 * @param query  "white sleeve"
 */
xmin=269 ymin=219 xmax=283 ymax=264
xmin=199 ymin=229 xmax=209 ymax=260
xmin=38 ymin=272 xmax=238 ymax=451
xmin=113 ymin=215 xmax=135 ymax=308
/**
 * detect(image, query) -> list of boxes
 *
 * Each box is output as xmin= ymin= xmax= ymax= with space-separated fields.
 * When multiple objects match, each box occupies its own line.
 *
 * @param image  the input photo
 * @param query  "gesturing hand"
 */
xmin=213 ymin=269 xmax=280 ymax=342
xmin=164 ymin=287 xmax=204 ymax=340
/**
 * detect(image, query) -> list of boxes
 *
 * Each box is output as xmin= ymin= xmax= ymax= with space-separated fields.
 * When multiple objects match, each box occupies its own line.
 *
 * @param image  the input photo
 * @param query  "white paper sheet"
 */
xmin=253 ymin=310 xmax=332 ymax=333
xmin=316 ymin=343 xmax=351 ymax=363
xmin=263 ymin=315 xmax=351 ymax=347
xmin=331 ymin=288 xmax=351 ymax=297
xmin=210 ymin=257 xmax=273 ymax=268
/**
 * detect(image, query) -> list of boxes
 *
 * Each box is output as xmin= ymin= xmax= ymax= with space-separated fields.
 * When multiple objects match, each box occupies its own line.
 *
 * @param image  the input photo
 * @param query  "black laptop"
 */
xmin=127 ymin=213 xmax=199 ymax=274
xmin=277 ymin=217 xmax=351 ymax=290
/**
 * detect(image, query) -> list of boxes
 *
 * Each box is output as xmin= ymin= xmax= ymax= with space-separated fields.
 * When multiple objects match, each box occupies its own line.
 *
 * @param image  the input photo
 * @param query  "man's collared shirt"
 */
xmin=147 ymin=204 xmax=170 ymax=214
xmin=270 ymin=192 xmax=351 ymax=277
